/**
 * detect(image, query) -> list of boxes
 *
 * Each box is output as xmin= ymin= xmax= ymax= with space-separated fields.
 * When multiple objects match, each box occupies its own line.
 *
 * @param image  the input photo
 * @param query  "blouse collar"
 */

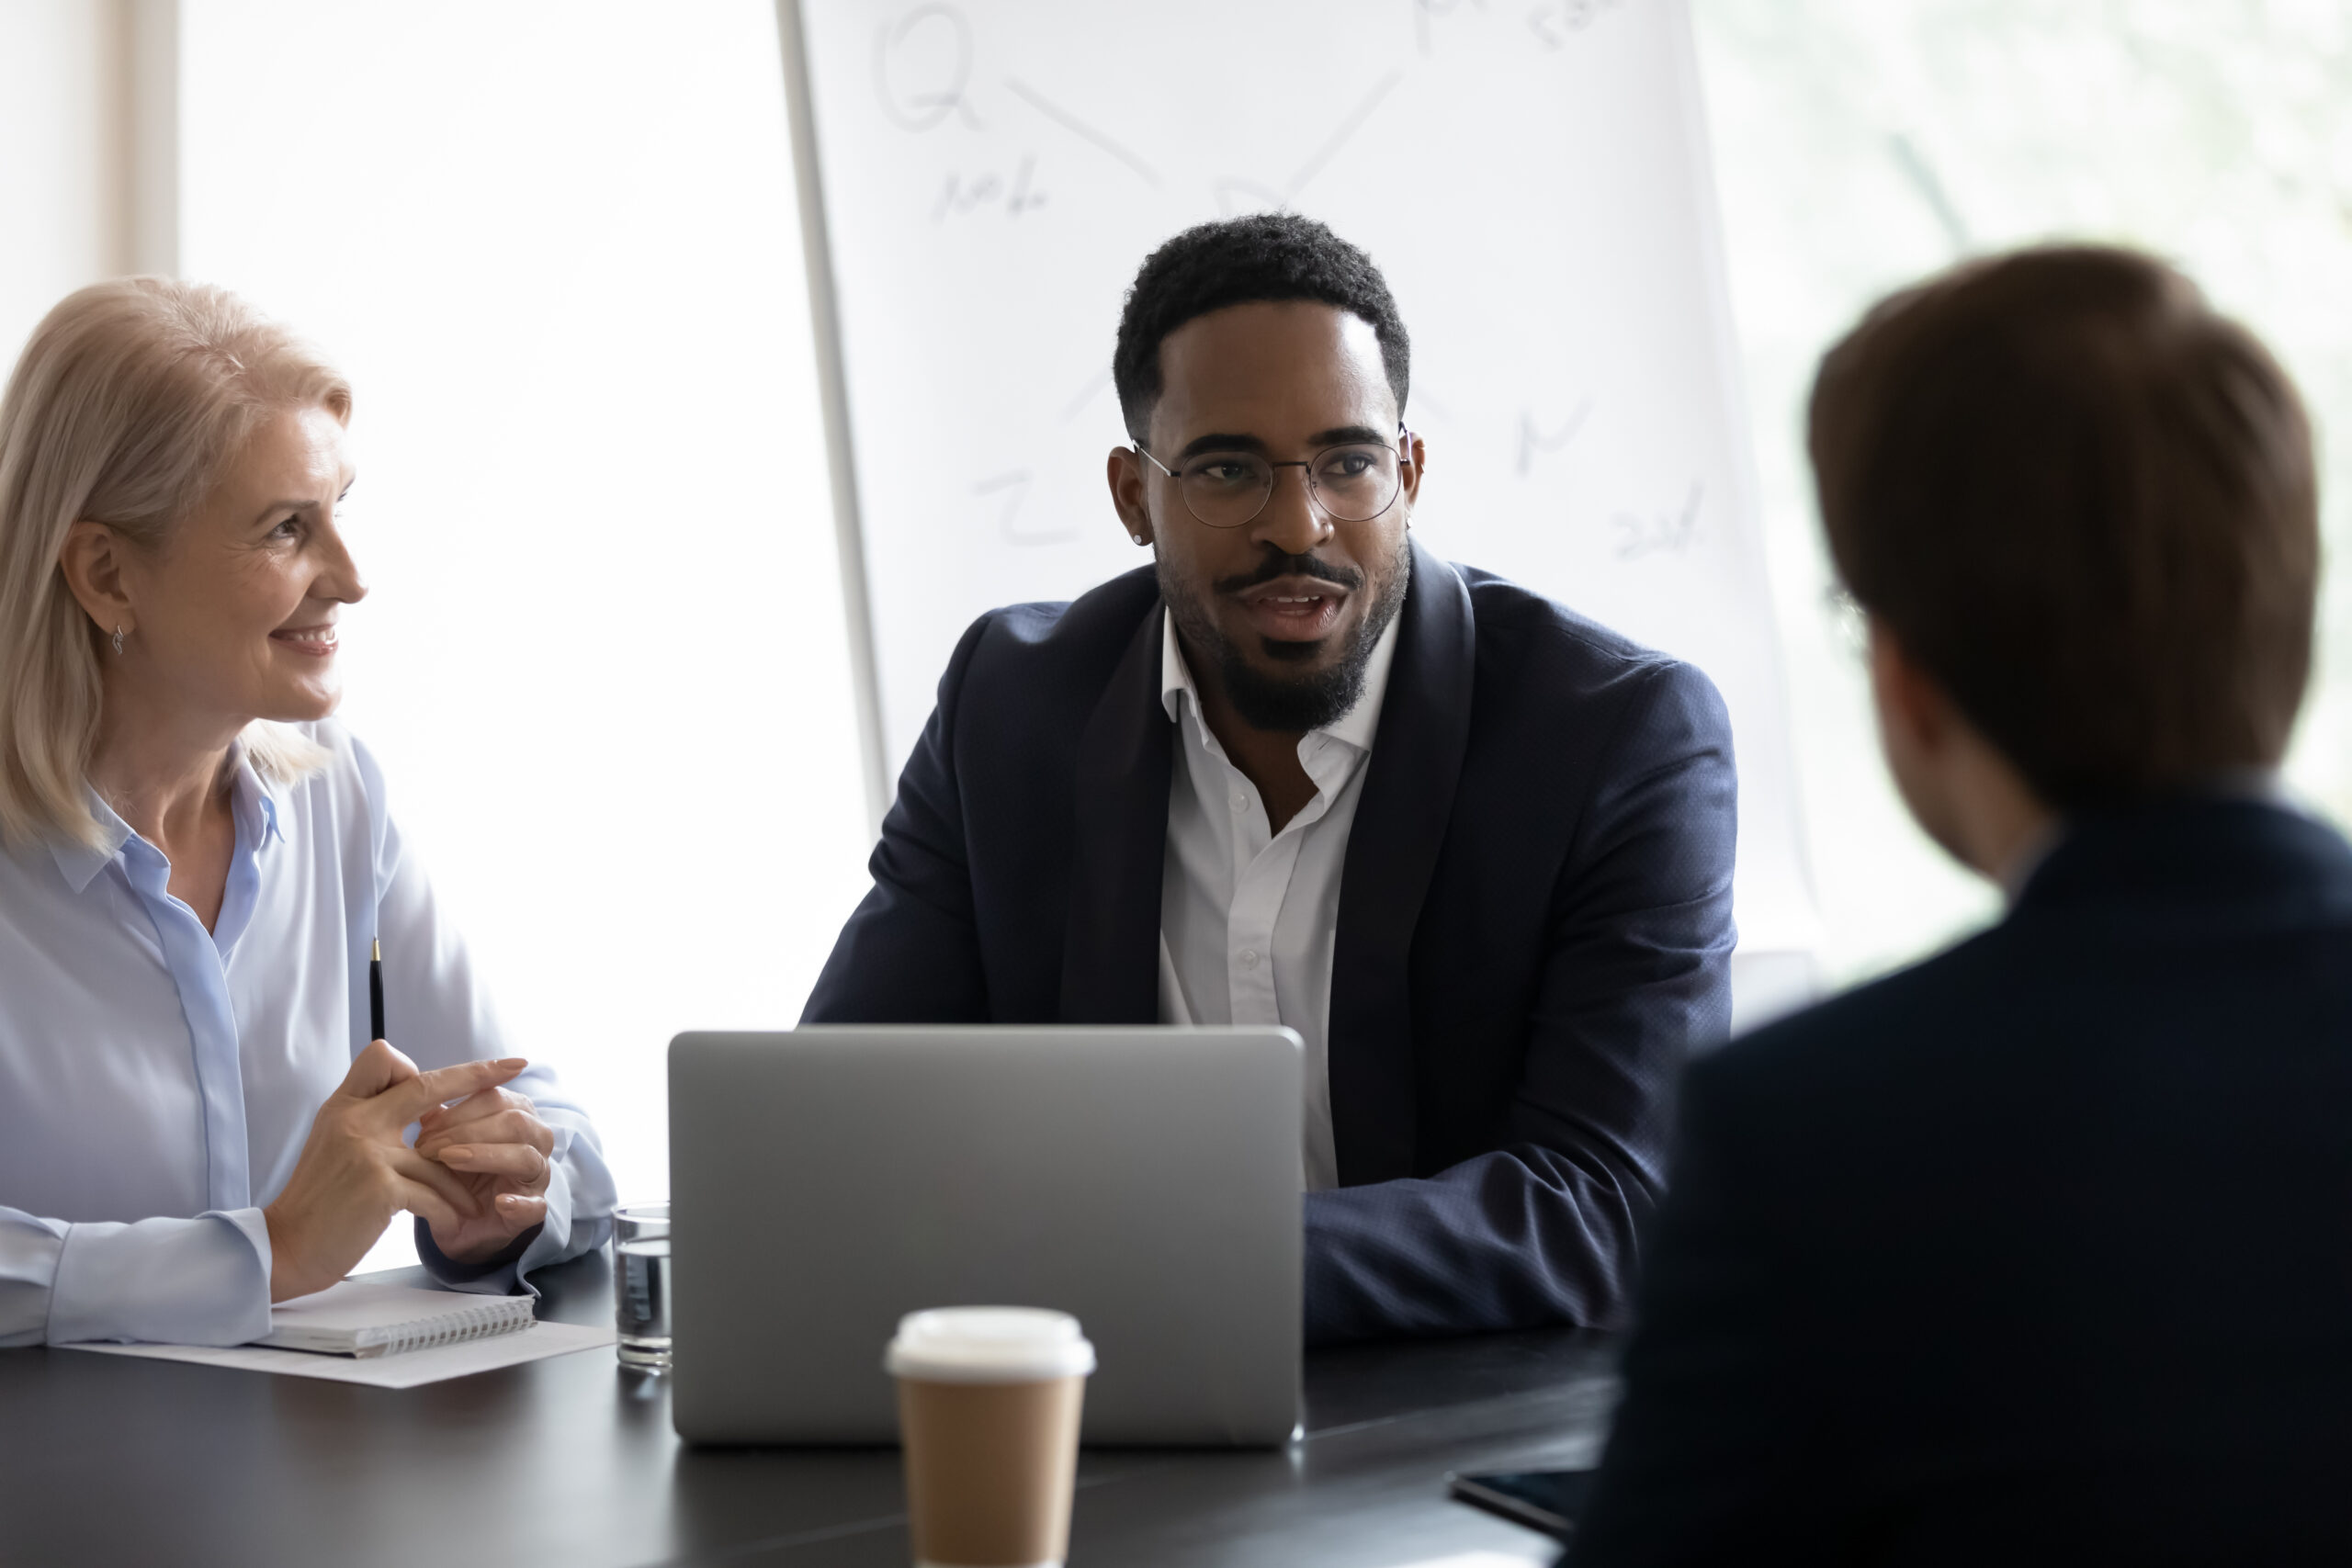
xmin=47 ymin=741 xmax=283 ymax=894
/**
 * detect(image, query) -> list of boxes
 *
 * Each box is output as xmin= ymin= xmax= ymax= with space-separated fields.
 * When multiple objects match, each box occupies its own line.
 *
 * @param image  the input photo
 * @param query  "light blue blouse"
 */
xmin=0 ymin=722 xmax=616 ymax=1347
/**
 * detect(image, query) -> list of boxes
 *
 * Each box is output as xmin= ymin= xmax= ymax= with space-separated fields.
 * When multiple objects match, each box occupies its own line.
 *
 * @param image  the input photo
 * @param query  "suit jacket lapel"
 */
xmin=1329 ymin=541 xmax=1476 ymax=1184
xmin=1060 ymin=601 xmax=1172 ymax=1022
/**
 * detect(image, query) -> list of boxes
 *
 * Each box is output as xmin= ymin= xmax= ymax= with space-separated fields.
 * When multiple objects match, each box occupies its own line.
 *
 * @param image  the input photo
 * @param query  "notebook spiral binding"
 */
xmin=357 ymin=1299 xmax=535 ymax=1359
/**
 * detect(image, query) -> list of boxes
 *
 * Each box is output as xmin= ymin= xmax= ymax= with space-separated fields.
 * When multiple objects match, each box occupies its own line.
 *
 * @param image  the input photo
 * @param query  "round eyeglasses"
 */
xmin=1136 ymin=435 xmax=1408 ymax=528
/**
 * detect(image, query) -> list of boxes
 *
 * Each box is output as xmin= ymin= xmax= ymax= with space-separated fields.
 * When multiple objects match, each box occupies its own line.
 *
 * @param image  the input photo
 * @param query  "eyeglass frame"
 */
xmin=1133 ymin=423 xmax=1417 ymax=529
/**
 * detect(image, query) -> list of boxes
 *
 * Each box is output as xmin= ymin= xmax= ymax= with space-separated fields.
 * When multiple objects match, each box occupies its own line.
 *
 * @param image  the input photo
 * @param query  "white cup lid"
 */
xmin=884 ymin=1307 xmax=1097 ymax=1383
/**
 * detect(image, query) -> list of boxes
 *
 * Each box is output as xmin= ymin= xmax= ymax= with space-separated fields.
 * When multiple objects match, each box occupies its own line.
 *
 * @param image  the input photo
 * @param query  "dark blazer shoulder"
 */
xmin=951 ymin=566 xmax=1161 ymax=730
xmin=1458 ymin=563 xmax=1674 ymax=664
xmin=1453 ymin=563 xmax=1727 ymax=737
xmin=1693 ymin=927 xmax=2017 ymax=1124
xmin=1705 ymin=797 xmax=2352 ymax=1125
xmin=964 ymin=566 xmax=1159 ymax=672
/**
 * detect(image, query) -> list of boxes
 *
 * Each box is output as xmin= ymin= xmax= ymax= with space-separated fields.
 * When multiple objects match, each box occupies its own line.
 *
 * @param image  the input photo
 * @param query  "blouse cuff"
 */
xmin=414 ymin=1219 xmax=537 ymax=1294
xmin=46 ymin=1208 xmax=273 ymax=1347
xmin=414 ymin=1152 xmax=588 ymax=1297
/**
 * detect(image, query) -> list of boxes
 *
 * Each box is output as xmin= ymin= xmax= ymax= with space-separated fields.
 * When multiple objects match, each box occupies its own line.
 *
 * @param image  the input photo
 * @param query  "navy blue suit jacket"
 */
xmin=804 ymin=541 xmax=1737 ymax=1343
xmin=1573 ymin=796 xmax=2352 ymax=1563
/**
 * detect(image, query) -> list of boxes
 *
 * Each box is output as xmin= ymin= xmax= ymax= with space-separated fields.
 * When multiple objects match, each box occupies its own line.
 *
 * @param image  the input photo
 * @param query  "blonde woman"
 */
xmin=0 ymin=279 xmax=614 ymax=1347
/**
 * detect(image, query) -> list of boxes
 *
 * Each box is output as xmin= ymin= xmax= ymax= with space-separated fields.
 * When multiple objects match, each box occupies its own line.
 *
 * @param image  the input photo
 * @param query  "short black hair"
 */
xmin=1112 ymin=214 xmax=1410 ymax=445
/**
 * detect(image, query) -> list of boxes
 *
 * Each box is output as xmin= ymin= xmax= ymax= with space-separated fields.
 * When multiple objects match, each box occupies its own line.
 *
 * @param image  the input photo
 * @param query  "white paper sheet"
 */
xmin=59 ymin=1319 xmax=616 ymax=1388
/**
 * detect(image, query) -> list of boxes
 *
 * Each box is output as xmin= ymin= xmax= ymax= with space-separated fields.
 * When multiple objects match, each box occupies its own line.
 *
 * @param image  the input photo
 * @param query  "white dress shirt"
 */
xmin=1156 ymin=607 xmax=1399 ymax=1191
xmin=0 ymin=721 xmax=615 ymax=1347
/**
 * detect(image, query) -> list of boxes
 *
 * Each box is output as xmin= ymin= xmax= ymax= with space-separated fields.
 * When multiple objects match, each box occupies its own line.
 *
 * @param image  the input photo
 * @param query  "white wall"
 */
xmin=0 ymin=2 xmax=124 ymax=358
xmin=175 ymin=0 xmax=876 ymax=1258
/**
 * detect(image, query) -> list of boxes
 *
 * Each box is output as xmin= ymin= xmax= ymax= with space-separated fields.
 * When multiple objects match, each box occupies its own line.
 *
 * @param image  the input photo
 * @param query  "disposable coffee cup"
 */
xmin=886 ymin=1307 xmax=1096 ymax=1568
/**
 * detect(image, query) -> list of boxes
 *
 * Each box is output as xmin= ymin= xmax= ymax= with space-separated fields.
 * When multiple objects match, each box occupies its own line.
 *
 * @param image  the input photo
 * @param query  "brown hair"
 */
xmin=1809 ymin=244 xmax=2318 ymax=809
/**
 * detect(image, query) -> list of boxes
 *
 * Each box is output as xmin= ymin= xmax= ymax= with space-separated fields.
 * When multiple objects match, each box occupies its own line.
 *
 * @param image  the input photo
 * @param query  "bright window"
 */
xmin=1692 ymin=0 xmax=2352 ymax=981
xmin=178 ymin=1 xmax=875 ymax=1259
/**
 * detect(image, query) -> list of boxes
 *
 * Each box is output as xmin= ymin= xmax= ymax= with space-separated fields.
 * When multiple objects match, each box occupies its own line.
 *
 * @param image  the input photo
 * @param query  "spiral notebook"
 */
xmin=62 ymin=1276 xmax=616 ymax=1386
xmin=257 ymin=1281 xmax=537 ymax=1358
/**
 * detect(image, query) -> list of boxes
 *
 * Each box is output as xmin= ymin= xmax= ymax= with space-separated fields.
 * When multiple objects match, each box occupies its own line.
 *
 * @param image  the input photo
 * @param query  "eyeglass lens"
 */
xmin=1175 ymin=446 xmax=1402 ymax=528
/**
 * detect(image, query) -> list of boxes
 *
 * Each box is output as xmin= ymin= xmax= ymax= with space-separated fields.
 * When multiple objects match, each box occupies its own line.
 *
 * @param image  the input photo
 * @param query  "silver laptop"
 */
xmin=668 ymin=1026 xmax=1303 ymax=1447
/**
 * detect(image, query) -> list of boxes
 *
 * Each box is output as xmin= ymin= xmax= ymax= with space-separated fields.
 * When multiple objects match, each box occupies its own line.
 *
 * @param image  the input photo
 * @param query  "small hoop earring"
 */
xmin=112 ymin=626 xmax=125 ymax=657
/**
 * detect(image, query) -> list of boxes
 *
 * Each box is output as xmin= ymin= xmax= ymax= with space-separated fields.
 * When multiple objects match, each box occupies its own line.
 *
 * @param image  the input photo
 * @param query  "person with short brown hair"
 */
xmin=1566 ymin=246 xmax=2352 ymax=1562
xmin=1815 ymin=243 xmax=2317 ymax=821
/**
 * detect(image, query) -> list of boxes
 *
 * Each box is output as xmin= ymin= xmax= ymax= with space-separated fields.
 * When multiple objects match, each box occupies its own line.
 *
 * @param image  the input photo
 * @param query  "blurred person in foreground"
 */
xmin=1569 ymin=245 xmax=2351 ymax=1562
xmin=0 ymin=279 xmax=615 ymax=1347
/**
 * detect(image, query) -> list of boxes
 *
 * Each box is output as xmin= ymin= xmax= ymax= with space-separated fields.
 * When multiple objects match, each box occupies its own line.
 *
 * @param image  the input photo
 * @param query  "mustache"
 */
xmin=1213 ymin=549 xmax=1364 ymax=597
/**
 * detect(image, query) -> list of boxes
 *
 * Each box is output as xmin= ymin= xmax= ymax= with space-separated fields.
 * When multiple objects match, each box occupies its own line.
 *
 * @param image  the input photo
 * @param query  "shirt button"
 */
xmin=1239 ymin=949 xmax=1260 ymax=969
xmin=1229 ymin=793 xmax=1247 ymax=813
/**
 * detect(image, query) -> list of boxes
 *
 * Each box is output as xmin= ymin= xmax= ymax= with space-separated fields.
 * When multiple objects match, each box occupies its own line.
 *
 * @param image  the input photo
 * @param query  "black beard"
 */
xmin=1160 ymin=541 xmax=1410 ymax=733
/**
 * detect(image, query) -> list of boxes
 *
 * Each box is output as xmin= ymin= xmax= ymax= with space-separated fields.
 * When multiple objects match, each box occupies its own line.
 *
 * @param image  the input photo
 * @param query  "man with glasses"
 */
xmin=806 ymin=215 xmax=1736 ymax=1344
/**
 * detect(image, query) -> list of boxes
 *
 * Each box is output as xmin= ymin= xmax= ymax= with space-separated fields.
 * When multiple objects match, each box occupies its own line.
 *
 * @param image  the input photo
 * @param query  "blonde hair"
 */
xmin=0 ymin=277 xmax=348 ymax=848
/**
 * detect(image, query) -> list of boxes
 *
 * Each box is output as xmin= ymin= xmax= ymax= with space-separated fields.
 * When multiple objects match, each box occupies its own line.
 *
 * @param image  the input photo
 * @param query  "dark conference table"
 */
xmin=3 ymin=1250 xmax=1616 ymax=1567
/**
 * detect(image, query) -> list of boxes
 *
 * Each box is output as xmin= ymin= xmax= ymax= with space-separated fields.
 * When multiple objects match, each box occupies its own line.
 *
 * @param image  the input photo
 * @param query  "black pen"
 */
xmin=369 ymin=937 xmax=387 ymax=1043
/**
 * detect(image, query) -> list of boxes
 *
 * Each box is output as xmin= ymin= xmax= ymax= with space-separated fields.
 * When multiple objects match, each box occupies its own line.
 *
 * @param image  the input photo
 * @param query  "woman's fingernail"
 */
xmin=441 ymin=1145 xmax=472 ymax=1162
xmin=496 ymin=1057 xmax=527 ymax=1070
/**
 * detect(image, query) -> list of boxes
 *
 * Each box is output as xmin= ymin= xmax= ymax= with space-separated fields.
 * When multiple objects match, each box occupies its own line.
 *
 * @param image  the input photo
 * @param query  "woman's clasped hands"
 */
xmin=260 ymin=1041 xmax=558 ymax=1301
xmin=413 ymin=1061 xmax=560 ymax=1260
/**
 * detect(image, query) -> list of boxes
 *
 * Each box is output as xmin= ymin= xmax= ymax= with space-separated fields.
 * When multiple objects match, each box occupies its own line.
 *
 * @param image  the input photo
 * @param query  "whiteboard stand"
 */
xmin=774 ymin=0 xmax=892 ymax=834
xmin=774 ymin=0 xmax=1826 ymax=1019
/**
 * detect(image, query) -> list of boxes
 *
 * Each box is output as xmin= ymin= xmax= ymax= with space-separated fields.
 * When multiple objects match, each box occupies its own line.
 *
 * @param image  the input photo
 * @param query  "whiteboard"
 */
xmin=784 ymin=0 xmax=1818 ymax=964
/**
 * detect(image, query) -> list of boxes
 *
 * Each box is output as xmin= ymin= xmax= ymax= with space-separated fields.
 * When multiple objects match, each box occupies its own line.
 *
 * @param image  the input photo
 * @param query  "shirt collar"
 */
xmin=232 ymin=746 xmax=285 ymax=852
xmin=47 ymin=795 xmax=133 ymax=894
xmin=44 ymin=741 xmax=282 ymax=894
xmin=1159 ymin=604 xmax=1401 ymax=754
xmin=1159 ymin=606 xmax=1198 ymax=725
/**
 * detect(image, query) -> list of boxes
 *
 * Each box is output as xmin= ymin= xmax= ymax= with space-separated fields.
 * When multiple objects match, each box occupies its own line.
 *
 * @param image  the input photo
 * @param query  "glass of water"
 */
xmin=614 ymin=1202 xmax=671 ymax=1371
